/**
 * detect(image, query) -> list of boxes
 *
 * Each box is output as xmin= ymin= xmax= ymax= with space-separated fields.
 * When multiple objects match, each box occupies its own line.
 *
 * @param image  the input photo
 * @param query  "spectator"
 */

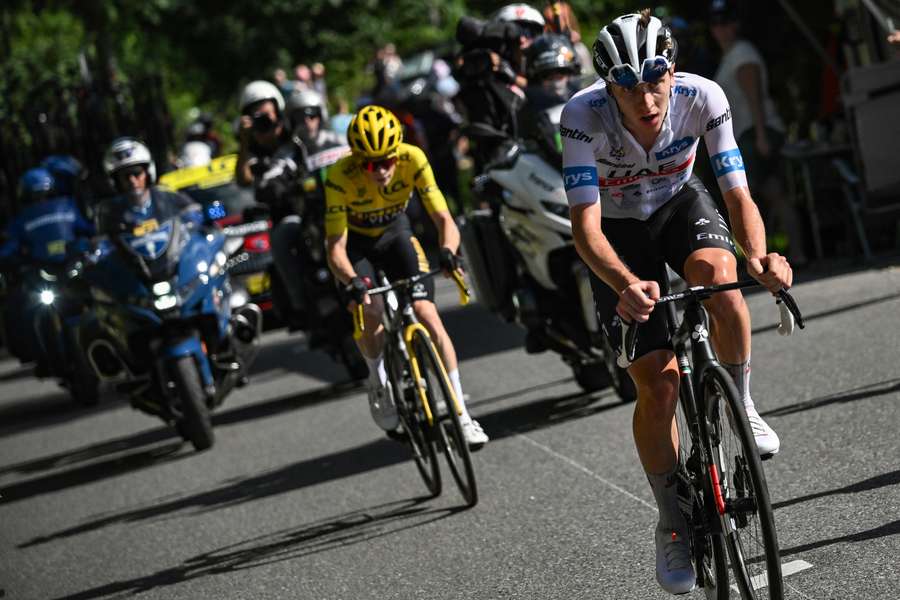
xmin=710 ymin=0 xmax=808 ymax=266
xmin=292 ymin=63 xmax=313 ymax=93
xmin=889 ymin=30 xmax=900 ymax=45
xmin=311 ymin=62 xmax=328 ymax=96
xmin=273 ymin=68 xmax=294 ymax=97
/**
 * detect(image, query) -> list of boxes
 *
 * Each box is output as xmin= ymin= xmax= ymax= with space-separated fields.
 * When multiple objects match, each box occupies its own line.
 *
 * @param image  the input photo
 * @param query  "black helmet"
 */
xmin=527 ymin=33 xmax=579 ymax=80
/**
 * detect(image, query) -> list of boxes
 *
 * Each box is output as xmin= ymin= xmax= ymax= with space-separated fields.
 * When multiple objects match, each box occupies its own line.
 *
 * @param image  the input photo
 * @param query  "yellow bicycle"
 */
xmin=353 ymin=268 xmax=478 ymax=507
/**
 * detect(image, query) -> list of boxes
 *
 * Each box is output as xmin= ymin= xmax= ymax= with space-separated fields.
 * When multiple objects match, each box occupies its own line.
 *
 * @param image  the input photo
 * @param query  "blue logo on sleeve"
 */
xmin=563 ymin=166 xmax=598 ymax=190
xmin=711 ymin=148 xmax=745 ymax=177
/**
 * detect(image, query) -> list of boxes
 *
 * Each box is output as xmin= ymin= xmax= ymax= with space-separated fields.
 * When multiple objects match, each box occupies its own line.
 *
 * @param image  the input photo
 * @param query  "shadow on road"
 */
xmin=773 ymin=468 xmax=900 ymax=511
xmin=752 ymin=289 xmax=900 ymax=336
xmin=213 ymin=380 xmax=363 ymax=427
xmin=0 ymin=363 xmax=35 ymax=382
xmin=2 ymin=438 xmax=187 ymax=507
xmin=779 ymin=518 xmax=900 ymax=559
xmin=440 ymin=303 xmax=524 ymax=362
xmin=19 ymin=381 xmax=617 ymax=549
xmin=46 ymin=497 xmax=461 ymax=600
xmin=761 ymin=378 xmax=900 ymax=418
xmin=0 ymin=389 xmax=122 ymax=436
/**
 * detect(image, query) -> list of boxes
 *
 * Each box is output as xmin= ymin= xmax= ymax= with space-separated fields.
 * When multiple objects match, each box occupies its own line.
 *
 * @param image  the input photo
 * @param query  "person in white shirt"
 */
xmin=710 ymin=0 xmax=808 ymax=266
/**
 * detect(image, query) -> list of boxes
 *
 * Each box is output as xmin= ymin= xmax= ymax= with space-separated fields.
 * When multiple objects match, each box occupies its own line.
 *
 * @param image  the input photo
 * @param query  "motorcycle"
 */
xmin=79 ymin=214 xmax=262 ymax=450
xmin=255 ymin=145 xmax=368 ymax=381
xmin=460 ymin=107 xmax=636 ymax=401
xmin=0 ymin=256 xmax=100 ymax=405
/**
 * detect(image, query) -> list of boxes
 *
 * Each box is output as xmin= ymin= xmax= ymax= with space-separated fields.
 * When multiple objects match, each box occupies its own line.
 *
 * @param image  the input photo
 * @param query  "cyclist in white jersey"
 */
xmin=562 ymin=10 xmax=793 ymax=595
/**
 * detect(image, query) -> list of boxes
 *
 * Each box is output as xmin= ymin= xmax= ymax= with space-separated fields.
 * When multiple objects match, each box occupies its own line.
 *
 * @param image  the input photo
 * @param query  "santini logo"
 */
xmin=563 ymin=166 xmax=598 ymax=190
xmin=559 ymin=125 xmax=593 ymax=143
xmin=706 ymin=108 xmax=732 ymax=131
xmin=655 ymin=136 xmax=694 ymax=160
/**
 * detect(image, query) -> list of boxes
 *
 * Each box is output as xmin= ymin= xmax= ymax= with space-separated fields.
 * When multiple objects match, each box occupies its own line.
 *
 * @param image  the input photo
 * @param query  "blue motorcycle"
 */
xmin=79 ymin=215 xmax=261 ymax=450
xmin=0 ymin=255 xmax=100 ymax=405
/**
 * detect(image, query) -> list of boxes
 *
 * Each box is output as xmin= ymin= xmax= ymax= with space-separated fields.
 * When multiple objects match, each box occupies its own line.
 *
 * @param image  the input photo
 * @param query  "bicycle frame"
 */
xmin=357 ymin=268 xmax=470 ymax=427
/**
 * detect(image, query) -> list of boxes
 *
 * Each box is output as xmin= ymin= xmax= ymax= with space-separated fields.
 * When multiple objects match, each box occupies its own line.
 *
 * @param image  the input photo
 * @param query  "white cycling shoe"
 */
xmin=460 ymin=418 xmax=489 ymax=449
xmin=655 ymin=525 xmax=696 ymax=595
xmin=368 ymin=381 xmax=399 ymax=431
xmin=744 ymin=403 xmax=780 ymax=456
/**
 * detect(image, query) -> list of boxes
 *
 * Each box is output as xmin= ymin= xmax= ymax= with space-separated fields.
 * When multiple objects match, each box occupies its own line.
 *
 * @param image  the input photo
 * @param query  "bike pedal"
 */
xmin=385 ymin=427 xmax=407 ymax=443
xmin=760 ymin=452 xmax=775 ymax=462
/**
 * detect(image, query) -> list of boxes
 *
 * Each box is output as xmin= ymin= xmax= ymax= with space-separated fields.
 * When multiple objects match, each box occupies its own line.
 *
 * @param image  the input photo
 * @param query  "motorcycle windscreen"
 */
xmin=121 ymin=220 xmax=174 ymax=261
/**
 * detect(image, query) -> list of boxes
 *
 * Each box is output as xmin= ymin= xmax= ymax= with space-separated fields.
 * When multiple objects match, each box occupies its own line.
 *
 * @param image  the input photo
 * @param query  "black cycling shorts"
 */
xmin=591 ymin=176 xmax=737 ymax=361
xmin=347 ymin=213 xmax=435 ymax=302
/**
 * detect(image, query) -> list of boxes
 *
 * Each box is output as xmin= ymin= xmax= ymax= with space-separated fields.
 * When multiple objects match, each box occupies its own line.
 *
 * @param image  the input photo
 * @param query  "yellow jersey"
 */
xmin=324 ymin=142 xmax=449 ymax=238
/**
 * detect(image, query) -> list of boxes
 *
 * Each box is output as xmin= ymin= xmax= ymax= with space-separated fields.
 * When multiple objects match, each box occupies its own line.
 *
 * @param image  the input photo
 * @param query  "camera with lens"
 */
xmin=251 ymin=111 xmax=277 ymax=133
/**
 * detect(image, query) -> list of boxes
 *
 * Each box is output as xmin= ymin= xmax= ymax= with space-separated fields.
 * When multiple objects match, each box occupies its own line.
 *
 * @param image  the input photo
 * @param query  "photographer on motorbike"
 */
xmin=518 ymin=32 xmax=582 ymax=169
xmin=96 ymin=137 xmax=202 ymax=239
xmin=1 ymin=167 xmax=96 ymax=363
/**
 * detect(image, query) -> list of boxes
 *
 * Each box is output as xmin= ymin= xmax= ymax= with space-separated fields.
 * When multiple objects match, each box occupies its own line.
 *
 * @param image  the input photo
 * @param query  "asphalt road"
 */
xmin=1 ymin=261 xmax=899 ymax=600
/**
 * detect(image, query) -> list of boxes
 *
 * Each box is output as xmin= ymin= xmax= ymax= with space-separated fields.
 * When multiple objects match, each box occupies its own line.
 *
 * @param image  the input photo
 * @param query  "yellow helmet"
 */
xmin=347 ymin=105 xmax=403 ymax=158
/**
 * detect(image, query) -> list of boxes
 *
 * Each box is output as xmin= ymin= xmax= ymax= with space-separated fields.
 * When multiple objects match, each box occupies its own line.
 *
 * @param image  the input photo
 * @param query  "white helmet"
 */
xmin=493 ymin=4 xmax=546 ymax=34
xmin=592 ymin=13 xmax=678 ymax=89
xmin=177 ymin=141 xmax=213 ymax=168
xmin=287 ymin=88 xmax=329 ymax=123
xmin=103 ymin=137 xmax=156 ymax=183
xmin=239 ymin=80 xmax=285 ymax=115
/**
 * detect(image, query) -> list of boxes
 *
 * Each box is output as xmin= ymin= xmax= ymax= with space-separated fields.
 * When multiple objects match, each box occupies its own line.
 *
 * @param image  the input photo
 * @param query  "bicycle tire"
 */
xmin=410 ymin=330 xmax=478 ymax=507
xmin=701 ymin=366 xmax=783 ymax=599
xmin=675 ymin=401 xmax=729 ymax=600
xmin=386 ymin=343 xmax=440 ymax=497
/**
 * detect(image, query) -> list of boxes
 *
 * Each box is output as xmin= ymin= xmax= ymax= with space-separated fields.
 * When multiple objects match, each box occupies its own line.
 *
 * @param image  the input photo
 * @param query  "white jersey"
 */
xmin=561 ymin=72 xmax=747 ymax=220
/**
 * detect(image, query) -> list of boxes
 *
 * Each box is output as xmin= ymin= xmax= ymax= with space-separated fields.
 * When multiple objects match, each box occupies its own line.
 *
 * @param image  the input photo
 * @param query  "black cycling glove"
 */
xmin=439 ymin=247 xmax=460 ymax=273
xmin=344 ymin=276 xmax=368 ymax=305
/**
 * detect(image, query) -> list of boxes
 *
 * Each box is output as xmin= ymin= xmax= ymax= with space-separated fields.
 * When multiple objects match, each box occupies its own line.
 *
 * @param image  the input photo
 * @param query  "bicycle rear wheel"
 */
xmin=675 ymin=396 xmax=729 ymax=600
xmin=702 ymin=366 xmax=783 ymax=599
xmin=387 ymin=344 xmax=440 ymax=497
xmin=410 ymin=330 xmax=478 ymax=507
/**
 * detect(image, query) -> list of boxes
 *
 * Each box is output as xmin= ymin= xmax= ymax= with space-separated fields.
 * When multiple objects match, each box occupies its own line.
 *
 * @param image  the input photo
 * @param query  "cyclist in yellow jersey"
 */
xmin=325 ymin=105 xmax=488 ymax=448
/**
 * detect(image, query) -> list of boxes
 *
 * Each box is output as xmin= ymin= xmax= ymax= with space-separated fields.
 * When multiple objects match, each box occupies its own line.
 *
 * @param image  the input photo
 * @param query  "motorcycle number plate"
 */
xmin=245 ymin=272 xmax=270 ymax=295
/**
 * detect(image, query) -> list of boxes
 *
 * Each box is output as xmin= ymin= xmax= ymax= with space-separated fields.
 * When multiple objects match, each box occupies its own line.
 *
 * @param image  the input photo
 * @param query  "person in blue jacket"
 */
xmin=0 ymin=167 xmax=96 ymax=362
xmin=94 ymin=137 xmax=202 ymax=239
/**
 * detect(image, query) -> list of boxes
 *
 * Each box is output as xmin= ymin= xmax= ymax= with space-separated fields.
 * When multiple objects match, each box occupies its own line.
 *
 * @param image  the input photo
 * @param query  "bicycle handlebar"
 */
xmin=618 ymin=281 xmax=804 ymax=369
xmin=350 ymin=268 xmax=471 ymax=338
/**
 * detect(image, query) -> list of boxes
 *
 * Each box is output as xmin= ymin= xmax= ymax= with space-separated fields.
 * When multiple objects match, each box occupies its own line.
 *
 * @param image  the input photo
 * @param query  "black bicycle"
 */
xmin=620 ymin=266 xmax=804 ymax=600
xmin=353 ymin=268 xmax=478 ymax=507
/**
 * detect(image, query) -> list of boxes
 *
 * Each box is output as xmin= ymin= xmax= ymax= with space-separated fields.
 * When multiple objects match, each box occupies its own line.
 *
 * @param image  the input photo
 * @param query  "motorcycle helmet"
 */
xmin=526 ymin=33 xmax=580 ymax=80
xmin=346 ymin=105 xmax=403 ymax=159
xmin=102 ymin=137 xmax=156 ymax=184
xmin=286 ymin=88 xmax=329 ymax=130
xmin=40 ymin=154 xmax=86 ymax=197
xmin=239 ymin=80 xmax=285 ymax=116
xmin=492 ymin=3 xmax=546 ymax=39
xmin=593 ymin=12 xmax=678 ymax=89
xmin=18 ymin=167 xmax=56 ymax=204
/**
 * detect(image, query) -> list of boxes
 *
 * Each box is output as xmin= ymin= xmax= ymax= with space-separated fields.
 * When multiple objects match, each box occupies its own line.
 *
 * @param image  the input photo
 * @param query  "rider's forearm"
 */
xmin=724 ymin=187 xmax=767 ymax=260
xmin=432 ymin=210 xmax=460 ymax=254
xmin=571 ymin=206 xmax=638 ymax=293
xmin=235 ymin=145 xmax=254 ymax=187
xmin=325 ymin=235 xmax=356 ymax=285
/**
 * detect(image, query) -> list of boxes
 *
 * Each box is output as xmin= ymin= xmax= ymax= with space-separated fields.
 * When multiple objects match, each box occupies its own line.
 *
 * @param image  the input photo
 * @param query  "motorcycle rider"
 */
xmin=0 ymin=167 xmax=95 ymax=364
xmin=563 ymin=11 xmax=791 ymax=593
xmin=324 ymin=105 xmax=488 ymax=447
xmin=96 ymin=137 xmax=202 ymax=239
xmin=519 ymin=32 xmax=582 ymax=170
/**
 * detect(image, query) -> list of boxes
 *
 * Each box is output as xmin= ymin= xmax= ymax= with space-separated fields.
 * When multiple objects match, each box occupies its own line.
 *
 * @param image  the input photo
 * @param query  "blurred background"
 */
xmin=2 ymin=0 xmax=899 ymax=260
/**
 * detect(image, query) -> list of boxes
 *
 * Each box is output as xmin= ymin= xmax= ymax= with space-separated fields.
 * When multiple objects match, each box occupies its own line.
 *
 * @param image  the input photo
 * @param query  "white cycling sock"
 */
xmin=647 ymin=467 xmax=686 ymax=532
xmin=447 ymin=369 xmax=471 ymax=421
xmin=365 ymin=354 xmax=387 ymax=387
xmin=723 ymin=358 xmax=752 ymax=404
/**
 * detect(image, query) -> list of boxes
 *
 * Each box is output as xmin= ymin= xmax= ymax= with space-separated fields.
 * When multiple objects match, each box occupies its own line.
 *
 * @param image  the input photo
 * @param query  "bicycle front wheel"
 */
xmin=410 ymin=330 xmax=477 ymax=507
xmin=702 ymin=366 xmax=783 ymax=599
xmin=386 ymin=344 xmax=440 ymax=498
xmin=675 ymin=398 xmax=729 ymax=600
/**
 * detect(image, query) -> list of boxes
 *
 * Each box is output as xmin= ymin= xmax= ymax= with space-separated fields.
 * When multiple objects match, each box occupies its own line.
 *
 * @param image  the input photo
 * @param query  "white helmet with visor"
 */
xmin=592 ymin=13 xmax=677 ymax=89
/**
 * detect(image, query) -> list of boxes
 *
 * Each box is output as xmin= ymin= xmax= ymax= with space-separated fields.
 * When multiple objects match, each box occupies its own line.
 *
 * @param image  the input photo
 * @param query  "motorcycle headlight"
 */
xmin=208 ymin=251 xmax=228 ymax=278
xmin=39 ymin=289 xmax=56 ymax=305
